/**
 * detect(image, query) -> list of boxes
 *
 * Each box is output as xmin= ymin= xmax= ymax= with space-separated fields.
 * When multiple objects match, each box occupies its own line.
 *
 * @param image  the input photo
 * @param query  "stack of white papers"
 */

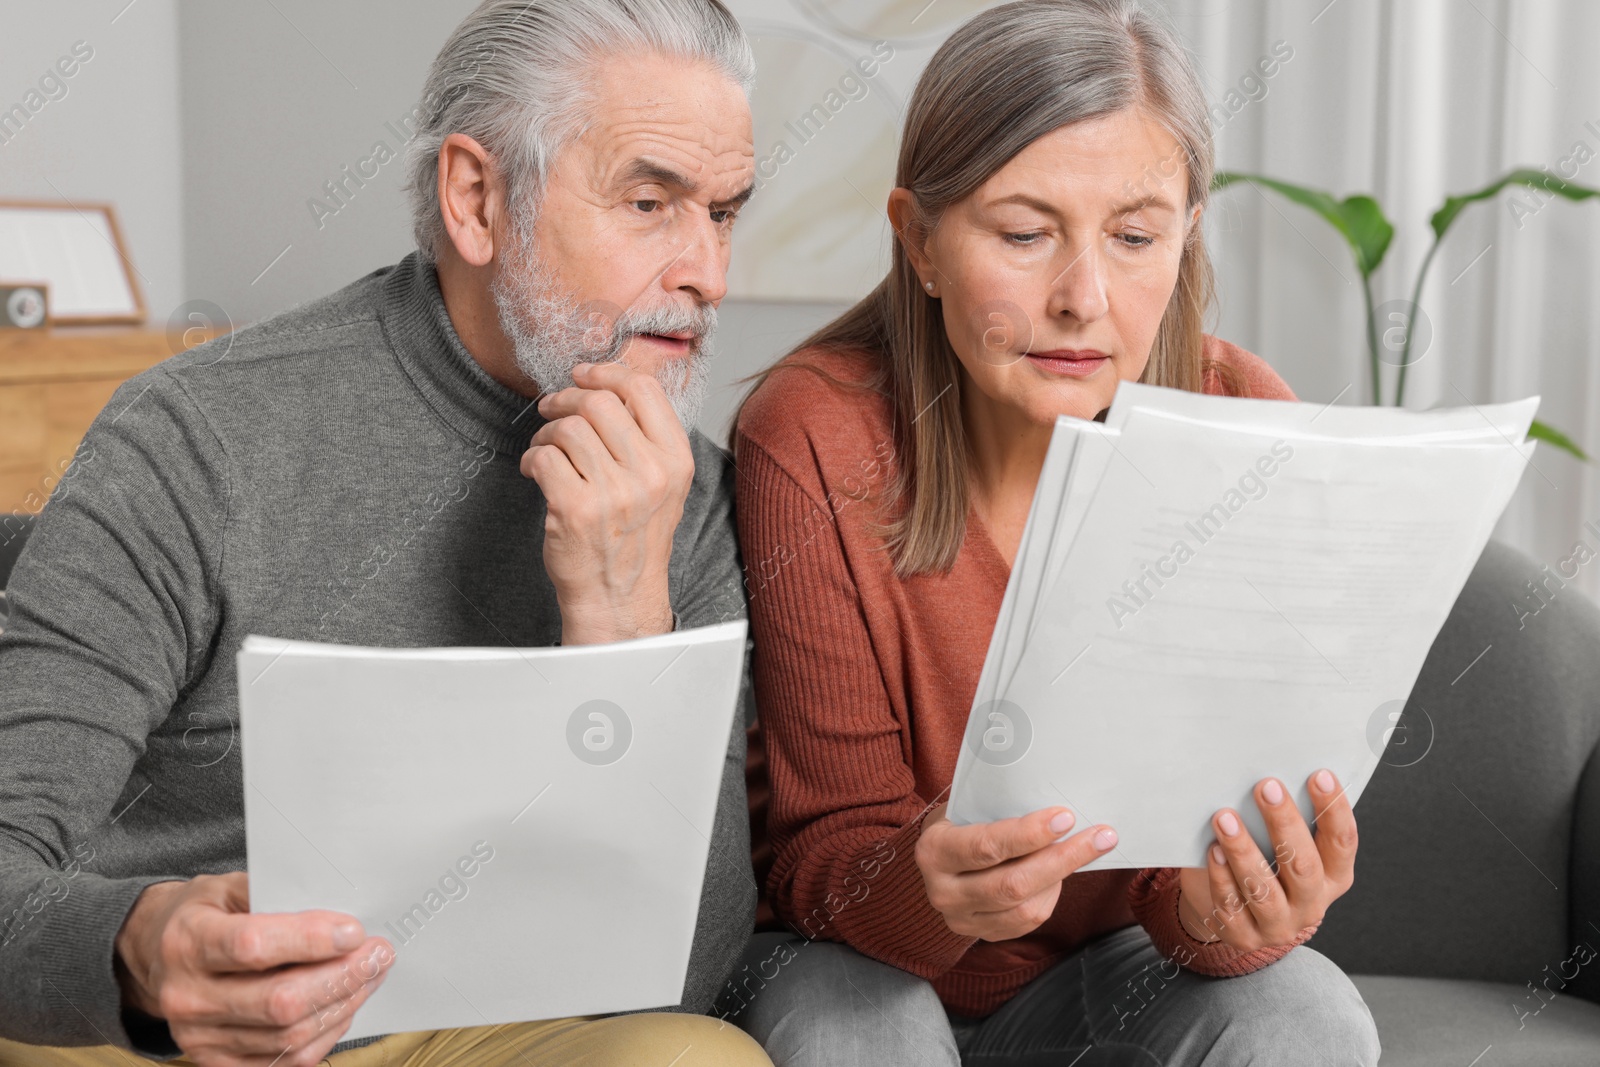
xmin=948 ymin=381 xmax=1541 ymax=870
xmin=237 ymin=620 xmax=747 ymax=1040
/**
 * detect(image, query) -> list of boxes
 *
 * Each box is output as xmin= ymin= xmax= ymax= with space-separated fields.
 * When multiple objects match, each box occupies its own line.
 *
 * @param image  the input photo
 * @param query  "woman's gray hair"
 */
xmin=744 ymin=0 xmax=1225 ymax=576
xmin=405 ymin=0 xmax=755 ymax=262
xmin=902 ymin=0 xmax=1214 ymax=235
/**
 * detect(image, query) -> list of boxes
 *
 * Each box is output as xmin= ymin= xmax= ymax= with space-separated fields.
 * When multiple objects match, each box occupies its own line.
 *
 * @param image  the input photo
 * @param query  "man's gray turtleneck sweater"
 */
xmin=0 ymin=253 xmax=755 ymax=1057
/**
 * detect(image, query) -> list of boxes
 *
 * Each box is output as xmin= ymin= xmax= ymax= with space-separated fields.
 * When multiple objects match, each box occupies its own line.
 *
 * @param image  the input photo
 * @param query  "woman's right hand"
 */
xmin=915 ymin=804 xmax=1119 ymax=941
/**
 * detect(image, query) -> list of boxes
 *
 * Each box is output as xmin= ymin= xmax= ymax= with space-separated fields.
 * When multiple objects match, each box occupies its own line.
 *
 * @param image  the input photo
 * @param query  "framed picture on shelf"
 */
xmin=0 ymin=200 xmax=145 ymax=326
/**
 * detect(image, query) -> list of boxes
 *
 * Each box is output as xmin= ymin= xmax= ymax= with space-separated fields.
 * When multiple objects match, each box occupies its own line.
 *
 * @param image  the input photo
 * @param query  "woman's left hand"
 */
xmin=1176 ymin=769 xmax=1358 ymax=953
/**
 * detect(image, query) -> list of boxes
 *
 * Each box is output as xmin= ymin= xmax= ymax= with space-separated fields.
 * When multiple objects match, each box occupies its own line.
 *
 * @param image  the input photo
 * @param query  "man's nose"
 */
xmin=656 ymin=213 xmax=728 ymax=306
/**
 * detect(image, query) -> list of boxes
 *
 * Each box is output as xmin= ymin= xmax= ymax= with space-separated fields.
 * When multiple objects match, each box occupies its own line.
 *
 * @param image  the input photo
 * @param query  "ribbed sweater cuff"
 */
xmin=784 ymin=815 xmax=977 ymax=981
xmin=36 ymin=872 xmax=182 ymax=1054
xmin=1130 ymin=867 xmax=1319 ymax=977
xmin=846 ymin=816 xmax=977 ymax=976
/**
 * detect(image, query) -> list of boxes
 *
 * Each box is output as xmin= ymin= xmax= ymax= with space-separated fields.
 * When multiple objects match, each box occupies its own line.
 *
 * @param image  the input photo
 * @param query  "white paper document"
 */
xmin=948 ymin=382 xmax=1542 ymax=871
xmin=237 ymin=621 xmax=747 ymax=1040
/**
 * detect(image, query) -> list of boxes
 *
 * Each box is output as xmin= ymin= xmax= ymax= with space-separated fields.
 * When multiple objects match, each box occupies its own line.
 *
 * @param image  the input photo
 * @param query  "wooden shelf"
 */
xmin=0 ymin=328 xmax=221 ymax=513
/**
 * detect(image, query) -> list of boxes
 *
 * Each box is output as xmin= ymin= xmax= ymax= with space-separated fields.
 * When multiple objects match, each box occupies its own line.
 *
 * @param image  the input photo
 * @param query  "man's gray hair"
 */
xmin=405 ymin=0 xmax=755 ymax=262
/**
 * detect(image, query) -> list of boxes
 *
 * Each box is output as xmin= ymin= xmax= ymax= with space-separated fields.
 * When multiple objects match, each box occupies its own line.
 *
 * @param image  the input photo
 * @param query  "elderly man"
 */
xmin=0 ymin=1 xmax=770 ymax=1065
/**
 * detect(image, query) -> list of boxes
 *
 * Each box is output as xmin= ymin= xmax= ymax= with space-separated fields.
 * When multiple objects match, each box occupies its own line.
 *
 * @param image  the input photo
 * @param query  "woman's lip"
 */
xmin=1027 ymin=349 xmax=1109 ymax=361
xmin=1025 ymin=351 xmax=1109 ymax=378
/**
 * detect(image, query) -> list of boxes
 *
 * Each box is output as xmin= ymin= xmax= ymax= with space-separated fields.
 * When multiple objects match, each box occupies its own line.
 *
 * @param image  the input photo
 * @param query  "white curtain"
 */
xmin=1180 ymin=0 xmax=1600 ymax=603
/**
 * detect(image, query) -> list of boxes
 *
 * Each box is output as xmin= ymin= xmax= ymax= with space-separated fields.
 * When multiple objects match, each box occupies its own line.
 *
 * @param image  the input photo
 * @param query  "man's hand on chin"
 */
xmin=522 ymin=360 xmax=693 ymax=646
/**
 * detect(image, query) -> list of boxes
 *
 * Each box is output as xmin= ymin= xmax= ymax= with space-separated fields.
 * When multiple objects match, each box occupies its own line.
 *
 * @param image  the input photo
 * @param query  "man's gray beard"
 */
xmin=491 ymin=238 xmax=715 ymax=431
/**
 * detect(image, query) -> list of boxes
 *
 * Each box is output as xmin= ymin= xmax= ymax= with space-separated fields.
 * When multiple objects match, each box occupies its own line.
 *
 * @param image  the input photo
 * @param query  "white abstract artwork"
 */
xmin=723 ymin=0 xmax=998 ymax=302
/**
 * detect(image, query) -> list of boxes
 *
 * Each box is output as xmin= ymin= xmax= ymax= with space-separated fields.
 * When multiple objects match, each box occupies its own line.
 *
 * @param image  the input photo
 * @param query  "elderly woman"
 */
xmin=727 ymin=1 xmax=1383 ymax=1064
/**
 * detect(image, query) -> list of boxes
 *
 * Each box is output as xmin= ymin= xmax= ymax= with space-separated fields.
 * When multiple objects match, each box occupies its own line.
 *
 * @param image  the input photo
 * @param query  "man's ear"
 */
xmin=887 ymin=187 xmax=938 ymax=291
xmin=438 ymin=133 xmax=503 ymax=268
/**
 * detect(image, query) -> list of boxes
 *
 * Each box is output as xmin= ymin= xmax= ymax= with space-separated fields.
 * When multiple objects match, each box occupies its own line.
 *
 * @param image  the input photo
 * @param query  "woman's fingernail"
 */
xmin=1315 ymin=769 xmax=1336 ymax=792
xmin=1218 ymin=811 xmax=1241 ymax=837
xmin=1049 ymin=810 xmax=1076 ymax=834
xmin=1210 ymin=843 xmax=1226 ymax=865
xmin=1262 ymin=779 xmax=1284 ymax=805
xmin=1094 ymin=828 xmax=1118 ymax=851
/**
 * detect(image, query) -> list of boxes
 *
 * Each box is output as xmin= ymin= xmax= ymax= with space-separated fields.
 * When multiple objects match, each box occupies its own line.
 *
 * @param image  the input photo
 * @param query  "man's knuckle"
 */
xmin=157 ymin=984 xmax=200 ymax=1022
xmin=285 ymin=1012 xmax=332 ymax=1049
xmin=265 ymin=981 xmax=305 ymax=1027
xmin=624 ymin=373 xmax=663 ymax=400
xmin=638 ymin=462 xmax=668 ymax=498
xmin=289 ymin=1046 xmax=326 ymax=1067
xmin=549 ymin=419 xmax=582 ymax=447
xmin=627 ymin=486 xmax=657 ymax=519
xmin=158 ymin=919 xmax=190 ymax=966
xmin=229 ymin=926 xmax=264 ymax=968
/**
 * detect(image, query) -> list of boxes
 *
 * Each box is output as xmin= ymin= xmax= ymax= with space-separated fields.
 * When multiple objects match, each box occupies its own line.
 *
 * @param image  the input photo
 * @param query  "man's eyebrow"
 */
xmin=715 ymin=183 xmax=756 ymax=212
xmin=618 ymin=157 xmax=755 ymax=213
xmin=620 ymin=158 xmax=698 ymax=194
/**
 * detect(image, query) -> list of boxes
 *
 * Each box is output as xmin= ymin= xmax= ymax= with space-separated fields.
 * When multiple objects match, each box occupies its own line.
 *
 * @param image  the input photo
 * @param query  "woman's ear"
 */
xmin=888 ymin=187 xmax=939 ymax=294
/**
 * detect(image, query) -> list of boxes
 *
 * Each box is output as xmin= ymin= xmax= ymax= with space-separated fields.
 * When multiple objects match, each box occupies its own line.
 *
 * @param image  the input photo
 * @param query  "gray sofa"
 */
xmin=1312 ymin=540 xmax=1600 ymax=1064
xmin=2 ymin=518 xmax=1597 ymax=1062
xmin=0 ymin=513 xmax=32 ymax=633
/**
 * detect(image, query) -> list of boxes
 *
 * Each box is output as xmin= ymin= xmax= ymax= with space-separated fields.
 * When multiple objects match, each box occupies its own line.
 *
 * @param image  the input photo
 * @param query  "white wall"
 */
xmin=1 ymin=0 xmax=185 ymax=324
xmin=175 ymin=0 xmax=479 ymax=328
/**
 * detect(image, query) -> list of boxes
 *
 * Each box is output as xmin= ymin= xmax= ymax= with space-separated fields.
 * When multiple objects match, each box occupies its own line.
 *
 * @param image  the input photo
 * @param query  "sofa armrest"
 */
xmin=0 ymin=513 xmax=35 ymax=589
xmin=1572 ymin=733 xmax=1600 ymax=1007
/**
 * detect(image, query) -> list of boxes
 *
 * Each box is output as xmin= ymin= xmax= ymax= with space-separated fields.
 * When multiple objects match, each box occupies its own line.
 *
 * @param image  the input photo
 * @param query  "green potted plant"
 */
xmin=1213 ymin=168 xmax=1599 ymax=461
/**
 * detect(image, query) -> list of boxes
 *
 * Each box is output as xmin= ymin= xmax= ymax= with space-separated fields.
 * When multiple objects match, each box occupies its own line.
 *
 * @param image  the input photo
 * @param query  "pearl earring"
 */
xmin=924 ymin=282 xmax=935 ymax=293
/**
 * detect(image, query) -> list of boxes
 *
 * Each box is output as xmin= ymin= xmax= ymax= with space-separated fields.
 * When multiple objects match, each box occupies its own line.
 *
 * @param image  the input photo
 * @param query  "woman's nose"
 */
xmin=1048 ymin=243 xmax=1110 ymax=323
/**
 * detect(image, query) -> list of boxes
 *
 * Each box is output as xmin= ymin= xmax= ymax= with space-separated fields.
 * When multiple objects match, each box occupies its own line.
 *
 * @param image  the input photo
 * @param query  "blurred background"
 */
xmin=3 ymin=0 xmax=1598 ymax=601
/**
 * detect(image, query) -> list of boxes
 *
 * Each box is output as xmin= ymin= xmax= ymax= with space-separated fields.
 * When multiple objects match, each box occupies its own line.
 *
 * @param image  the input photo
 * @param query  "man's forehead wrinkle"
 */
xmin=586 ymin=129 xmax=754 ymax=200
xmin=598 ymin=115 xmax=754 ymax=160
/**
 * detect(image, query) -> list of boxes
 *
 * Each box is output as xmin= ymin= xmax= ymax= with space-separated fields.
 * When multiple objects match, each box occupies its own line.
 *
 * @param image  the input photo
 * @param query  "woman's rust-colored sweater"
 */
xmin=735 ymin=336 xmax=1321 ymax=1018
